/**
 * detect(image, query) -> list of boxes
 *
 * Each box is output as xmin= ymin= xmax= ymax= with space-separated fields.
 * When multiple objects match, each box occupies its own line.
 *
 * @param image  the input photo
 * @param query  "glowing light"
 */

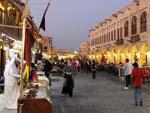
xmin=0 ymin=3 xmax=4 ymax=10
xmin=146 ymin=52 xmax=150 ymax=55
xmin=136 ymin=53 xmax=140 ymax=57
xmin=0 ymin=45 xmax=2 ymax=49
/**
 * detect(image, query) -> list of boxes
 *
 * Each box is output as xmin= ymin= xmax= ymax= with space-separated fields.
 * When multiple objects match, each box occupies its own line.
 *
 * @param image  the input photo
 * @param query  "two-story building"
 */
xmin=90 ymin=0 xmax=150 ymax=66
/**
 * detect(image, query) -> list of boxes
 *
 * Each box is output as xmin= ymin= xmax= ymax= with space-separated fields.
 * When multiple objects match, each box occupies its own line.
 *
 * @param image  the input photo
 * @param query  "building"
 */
xmin=41 ymin=36 xmax=52 ymax=58
xmin=0 ymin=0 xmax=42 ymax=76
xmin=52 ymin=48 xmax=73 ymax=60
xmin=79 ymin=41 xmax=90 ymax=58
xmin=89 ymin=0 xmax=150 ymax=66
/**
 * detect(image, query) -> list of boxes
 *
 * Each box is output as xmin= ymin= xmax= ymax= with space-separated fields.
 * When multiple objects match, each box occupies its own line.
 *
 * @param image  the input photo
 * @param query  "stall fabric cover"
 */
xmin=24 ymin=29 xmax=34 ymax=65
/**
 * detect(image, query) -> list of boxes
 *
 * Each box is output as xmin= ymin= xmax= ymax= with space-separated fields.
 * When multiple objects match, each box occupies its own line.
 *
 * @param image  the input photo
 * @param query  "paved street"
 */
xmin=0 ymin=94 xmax=16 ymax=113
xmin=51 ymin=72 xmax=150 ymax=113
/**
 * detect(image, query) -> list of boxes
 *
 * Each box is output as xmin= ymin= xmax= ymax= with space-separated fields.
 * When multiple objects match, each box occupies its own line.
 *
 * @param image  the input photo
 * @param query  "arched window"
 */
xmin=124 ymin=21 xmax=129 ymax=37
xmin=131 ymin=16 xmax=137 ymax=35
xmin=140 ymin=11 xmax=147 ymax=33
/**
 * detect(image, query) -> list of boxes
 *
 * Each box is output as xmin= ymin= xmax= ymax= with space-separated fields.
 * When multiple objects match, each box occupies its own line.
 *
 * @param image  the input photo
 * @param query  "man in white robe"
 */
xmin=4 ymin=58 xmax=20 ymax=109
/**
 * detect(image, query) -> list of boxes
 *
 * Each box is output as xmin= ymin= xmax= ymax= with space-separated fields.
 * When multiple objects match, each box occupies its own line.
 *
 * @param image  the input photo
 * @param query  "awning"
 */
xmin=8 ymin=0 xmax=24 ymax=13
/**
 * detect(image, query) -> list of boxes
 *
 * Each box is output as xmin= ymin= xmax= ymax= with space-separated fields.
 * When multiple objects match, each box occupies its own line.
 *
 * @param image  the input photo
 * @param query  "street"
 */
xmin=51 ymin=72 xmax=150 ymax=113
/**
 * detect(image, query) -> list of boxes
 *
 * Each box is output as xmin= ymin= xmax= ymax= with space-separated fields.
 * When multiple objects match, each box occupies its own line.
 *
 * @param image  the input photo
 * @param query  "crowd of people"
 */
xmin=2 ymin=47 xmax=146 ymax=109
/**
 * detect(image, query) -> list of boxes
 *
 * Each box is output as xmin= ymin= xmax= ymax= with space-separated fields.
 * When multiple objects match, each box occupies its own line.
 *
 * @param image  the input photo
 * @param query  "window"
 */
xmin=100 ymin=36 xmax=101 ymax=44
xmin=124 ymin=21 xmax=129 ymax=37
xmin=99 ymin=36 xmax=100 ymax=44
xmin=131 ymin=16 xmax=137 ymax=35
xmin=111 ymin=31 xmax=113 ymax=41
xmin=95 ymin=38 xmax=97 ymax=45
xmin=120 ymin=27 xmax=122 ymax=38
xmin=114 ymin=30 xmax=116 ymax=40
xmin=140 ymin=11 xmax=147 ymax=33
xmin=107 ymin=33 xmax=109 ymax=42
xmin=104 ymin=34 xmax=106 ymax=43
xmin=117 ymin=28 xmax=119 ymax=39
xmin=109 ymin=32 xmax=111 ymax=42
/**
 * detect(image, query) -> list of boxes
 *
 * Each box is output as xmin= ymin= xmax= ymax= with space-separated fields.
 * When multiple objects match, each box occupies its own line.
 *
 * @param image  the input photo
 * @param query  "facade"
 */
xmin=52 ymin=48 xmax=73 ymax=59
xmin=0 ymin=0 xmax=42 ymax=76
xmin=79 ymin=41 xmax=90 ymax=57
xmin=0 ymin=0 xmax=24 ymax=40
xmin=42 ymin=36 xmax=52 ymax=58
xmin=89 ymin=0 xmax=150 ymax=66
xmin=0 ymin=0 xmax=23 ymax=76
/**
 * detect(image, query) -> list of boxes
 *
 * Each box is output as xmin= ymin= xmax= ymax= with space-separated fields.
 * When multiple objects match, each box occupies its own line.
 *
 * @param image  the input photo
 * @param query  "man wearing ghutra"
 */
xmin=4 ymin=55 xmax=21 ymax=109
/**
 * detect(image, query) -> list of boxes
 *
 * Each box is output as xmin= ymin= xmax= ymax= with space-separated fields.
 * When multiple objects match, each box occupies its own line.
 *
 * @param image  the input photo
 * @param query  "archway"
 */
xmin=110 ymin=48 xmax=115 ymax=63
xmin=130 ymin=45 xmax=138 ymax=63
xmin=140 ymin=43 xmax=147 ymax=65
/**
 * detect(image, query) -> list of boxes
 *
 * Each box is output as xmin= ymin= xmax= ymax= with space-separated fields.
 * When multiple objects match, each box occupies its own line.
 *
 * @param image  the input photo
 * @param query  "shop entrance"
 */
xmin=140 ymin=43 xmax=147 ymax=66
xmin=130 ymin=45 xmax=138 ymax=63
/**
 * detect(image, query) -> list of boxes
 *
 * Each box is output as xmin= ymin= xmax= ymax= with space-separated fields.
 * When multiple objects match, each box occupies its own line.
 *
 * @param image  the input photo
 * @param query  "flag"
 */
xmin=39 ymin=1 xmax=51 ymax=31
xmin=22 ymin=0 xmax=31 ymax=20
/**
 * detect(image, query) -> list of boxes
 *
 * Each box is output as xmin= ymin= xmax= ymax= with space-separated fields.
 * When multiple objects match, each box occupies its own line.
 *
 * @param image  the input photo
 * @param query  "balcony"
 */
xmin=114 ymin=39 xmax=124 ymax=45
xmin=129 ymin=34 xmax=140 ymax=43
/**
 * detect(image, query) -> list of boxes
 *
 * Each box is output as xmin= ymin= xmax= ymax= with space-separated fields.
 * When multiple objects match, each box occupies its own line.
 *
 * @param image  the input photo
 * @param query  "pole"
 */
xmin=20 ymin=17 xmax=26 ymax=98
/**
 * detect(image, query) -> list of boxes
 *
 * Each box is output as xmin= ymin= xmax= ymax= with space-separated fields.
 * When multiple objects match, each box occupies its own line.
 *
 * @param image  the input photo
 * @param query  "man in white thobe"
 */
xmin=4 ymin=58 xmax=20 ymax=109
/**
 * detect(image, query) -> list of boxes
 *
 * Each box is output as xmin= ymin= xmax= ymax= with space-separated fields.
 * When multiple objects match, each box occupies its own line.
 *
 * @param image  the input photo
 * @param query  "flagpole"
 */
xmin=38 ymin=0 xmax=52 ymax=33
xmin=20 ymin=17 xmax=26 ymax=98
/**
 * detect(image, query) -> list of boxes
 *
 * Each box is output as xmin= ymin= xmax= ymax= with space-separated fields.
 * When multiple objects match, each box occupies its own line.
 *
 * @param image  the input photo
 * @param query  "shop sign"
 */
xmin=130 ymin=35 xmax=140 ymax=43
xmin=115 ymin=39 xmax=124 ymax=45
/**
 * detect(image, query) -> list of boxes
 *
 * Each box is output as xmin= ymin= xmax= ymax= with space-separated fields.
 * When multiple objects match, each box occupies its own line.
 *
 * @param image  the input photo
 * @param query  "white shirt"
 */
xmin=122 ymin=62 xmax=133 ymax=76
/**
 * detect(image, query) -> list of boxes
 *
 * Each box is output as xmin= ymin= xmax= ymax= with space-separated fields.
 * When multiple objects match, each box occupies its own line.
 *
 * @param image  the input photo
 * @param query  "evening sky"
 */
xmin=28 ymin=0 xmax=132 ymax=50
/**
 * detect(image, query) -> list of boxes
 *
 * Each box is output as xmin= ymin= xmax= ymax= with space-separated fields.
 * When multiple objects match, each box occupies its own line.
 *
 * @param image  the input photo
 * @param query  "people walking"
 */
xmin=91 ymin=60 xmax=96 ymax=79
xmin=61 ymin=61 xmax=75 ymax=97
xmin=131 ymin=63 xmax=144 ymax=106
xmin=122 ymin=59 xmax=133 ymax=89
xmin=86 ymin=59 xmax=91 ymax=73
xmin=42 ymin=58 xmax=52 ymax=78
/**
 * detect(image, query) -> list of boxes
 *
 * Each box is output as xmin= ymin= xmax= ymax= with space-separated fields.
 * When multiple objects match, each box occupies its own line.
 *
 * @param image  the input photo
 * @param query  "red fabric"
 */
xmin=132 ymin=68 xmax=144 ymax=88
xmin=24 ymin=29 xmax=34 ymax=65
xmin=31 ymin=69 xmax=39 ymax=83
xmin=72 ymin=61 xmax=77 ymax=67
xmin=143 ymin=68 xmax=150 ymax=77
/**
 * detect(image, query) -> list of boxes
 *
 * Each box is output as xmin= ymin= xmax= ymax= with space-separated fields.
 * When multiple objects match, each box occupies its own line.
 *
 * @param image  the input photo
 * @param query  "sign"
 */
xmin=115 ymin=39 xmax=124 ymax=45
xmin=130 ymin=35 xmax=140 ymax=43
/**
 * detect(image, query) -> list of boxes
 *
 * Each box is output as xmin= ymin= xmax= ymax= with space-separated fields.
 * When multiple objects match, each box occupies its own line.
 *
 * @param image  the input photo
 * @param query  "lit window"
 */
xmin=131 ymin=16 xmax=137 ymax=35
xmin=140 ymin=11 xmax=147 ymax=33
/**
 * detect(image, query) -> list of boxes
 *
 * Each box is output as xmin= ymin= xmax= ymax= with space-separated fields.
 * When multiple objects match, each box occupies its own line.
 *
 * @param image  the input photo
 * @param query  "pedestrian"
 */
xmin=30 ymin=62 xmax=39 ymax=83
xmin=91 ymin=60 xmax=96 ymax=79
xmin=131 ymin=63 xmax=144 ymax=106
xmin=42 ymin=58 xmax=52 ymax=78
xmin=61 ymin=61 xmax=75 ymax=97
xmin=4 ymin=57 xmax=20 ymax=109
xmin=122 ymin=59 xmax=133 ymax=89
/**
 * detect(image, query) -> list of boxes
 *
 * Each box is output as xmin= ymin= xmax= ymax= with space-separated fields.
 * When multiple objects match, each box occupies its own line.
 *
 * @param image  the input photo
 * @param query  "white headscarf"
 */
xmin=4 ymin=58 xmax=20 ymax=78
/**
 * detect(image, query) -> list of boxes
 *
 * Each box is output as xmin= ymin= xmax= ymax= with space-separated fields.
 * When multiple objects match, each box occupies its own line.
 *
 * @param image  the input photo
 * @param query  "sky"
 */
xmin=28 ymin=0 xmax=133 ymax=50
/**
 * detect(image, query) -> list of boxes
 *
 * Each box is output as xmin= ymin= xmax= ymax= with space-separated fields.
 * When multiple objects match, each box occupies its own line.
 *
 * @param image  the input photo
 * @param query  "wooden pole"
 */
xmin=19 ymin=17 xmax=26 ymax=98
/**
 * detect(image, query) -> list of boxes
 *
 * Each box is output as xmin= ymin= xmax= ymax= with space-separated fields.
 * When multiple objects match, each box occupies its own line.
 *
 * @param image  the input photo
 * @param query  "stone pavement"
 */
xmin=51 ymin=72 xmax=150 ymax=113
xmin=0 ymin=94 xmax=16 ymax=113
